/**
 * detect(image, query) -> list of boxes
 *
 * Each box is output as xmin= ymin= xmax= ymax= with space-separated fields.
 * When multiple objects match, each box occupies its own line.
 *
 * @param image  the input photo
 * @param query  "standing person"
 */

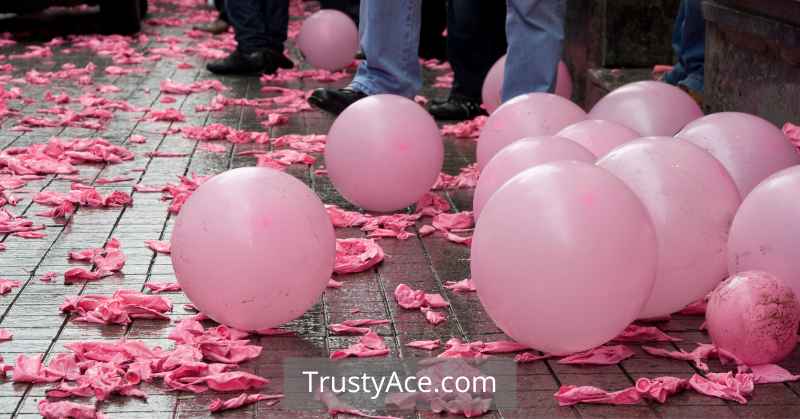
xmin=427 ymin=0 xmax=507 ymax=121
xmin=662 ymin=0 xmax=705 ymax=103
xmin=206 ymin=0 xmax=294 ymax=75
xmin=308 ymin=0 xmax=565 ymax=116
xmin=195 ymin=0 xmax=230 ymax=34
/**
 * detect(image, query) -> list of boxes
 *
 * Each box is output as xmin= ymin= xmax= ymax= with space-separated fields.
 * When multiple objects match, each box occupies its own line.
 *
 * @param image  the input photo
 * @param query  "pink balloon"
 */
xmin=476 ymin=93 xmax=586 ymax=169
xmin=481 ymin=55 xmax=573 ymax=114
xmin=706 ymin=271 xmax=800 ymax=365
xmin=588 ymin=80 xmax=703 ymax=136
xmin=472 ymin=136 xmax=595 ymax=220
xmin=472 ymin=161 xmax=657 ymax=354
xmin=171 ymin=167 xmax=335 ymax=331
xmin=557 ymin=119 xmax=642 ymax=158
xmin=597 ymin=138 xmax=741 ymax=318
xmin=325 ymin=94 xmax=444 ymax=212
xmin=297 ymin=10 xmax=358 ymax=71
xmin=728 ymin=165 xmax=800 ymax=295
xmin=678 ymin=112 xmax=800 ymax=197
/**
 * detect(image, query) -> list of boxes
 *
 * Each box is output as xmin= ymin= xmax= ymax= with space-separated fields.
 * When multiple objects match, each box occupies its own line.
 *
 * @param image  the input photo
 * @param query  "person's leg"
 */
xmin=225 ymin=0 xmax=269 ymax=54
xmin=502 ymin=0 xmax=566 ymax=102
xmin=419 ymin=0 xmax=447 ymax=60
xmin=195 ymin=0 xmax=230 ymax=33
xmin=348 ymin=0 xmax=423 ymax=97
xmin=216 ymin=0 xmax=229 ymax=23
xmin=262 ymin=0 xmax=289 ymax=53
xmin=676 ymin=0 xmax=704 ymax=93
xmin=663 ymin=0 xmax=688 ymax=85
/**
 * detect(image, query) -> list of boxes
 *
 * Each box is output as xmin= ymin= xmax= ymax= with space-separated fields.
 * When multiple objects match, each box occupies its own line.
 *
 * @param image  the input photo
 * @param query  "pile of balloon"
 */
xmin=170 ymin=9 xmax=800 ymax=368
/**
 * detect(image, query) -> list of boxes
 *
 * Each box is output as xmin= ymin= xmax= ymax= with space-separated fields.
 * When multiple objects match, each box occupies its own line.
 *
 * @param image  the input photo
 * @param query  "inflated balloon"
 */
xmin=472 ymin=161 xmax=657 ymax=354
xmin=296 ymin=9 xmax=358 ymax=71
xmin=597 ymin=138 xmax=741 ymax=318
xmin=678 ymin=112 xmax=800 ymax=197
xmin=557 ymin=119 xmax=642 ymax=158
xmin=481 ymin=55 xmax=573 ymax=113
xmin=171 ymin=167 xmax=335 ymax=331
xmin=588 ymin=80 xmax=703 ymax=136
xmin=325 ymin=94 xmax=444 ymax=212
xmin=476 ymin=93 xmax=586 ymax=168
xmin=706 ymin=271 xmax=800 ymax=365
xmin=473 ymin=136 xmax=595 ymax=219
xmin=728 ymin=165 xmax=800 ymax=295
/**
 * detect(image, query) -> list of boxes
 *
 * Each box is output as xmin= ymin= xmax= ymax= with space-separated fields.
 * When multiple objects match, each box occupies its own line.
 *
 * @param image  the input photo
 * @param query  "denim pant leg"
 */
xmin=447 ymin=0 xmax=507 ymax=101
xmin=349 ymin=0 xmax=422 ymax=98
xmin=664 ymin=1 xmax=688 ymax=85
xmin=226 ymin=0 xmax=288 ymax=54
xmin=502 ymin=0 xmax=566 ymax=102
xmin=677 ymin=0 xmax=705 ymax=92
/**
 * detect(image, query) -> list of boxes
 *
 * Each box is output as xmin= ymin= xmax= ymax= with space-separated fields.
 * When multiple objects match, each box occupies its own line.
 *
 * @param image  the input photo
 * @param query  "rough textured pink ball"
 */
xmin=297 ymin=10 xmax=358 ymax=71
xmin=171 ymin=167 xmax=335 ymax=331
xmin=481 ymin=55 xmax=573 ymax=114
xmin=476 ymin=93 xmax=586 ymax=169
xmin=588 ymin=80 xmax=703 ymax=136
xmin=728 ymin=165 xmax=800 ymax=295
xmin=472 ymin=136 xmax=595 ymax=220
xmin=325 ymin=94 xmax=444 ymax=212
xmin=678 ymin=112 xmax=800 ymax=197
xmin=557 ymin=119 xmax=642 ymax=158
xmin=472 ymin=161 xmax=658 ymax=355
xmin=706 ymin=271 xmax=800 ymax=365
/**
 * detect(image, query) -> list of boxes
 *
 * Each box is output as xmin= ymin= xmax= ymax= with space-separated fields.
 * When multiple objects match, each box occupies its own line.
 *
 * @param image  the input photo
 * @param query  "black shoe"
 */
xmin=308 ymin=88 xmax=367 ymax=115
xmin=206 ymin=49 xmax=293 ymax=76
xmin=426 ymin=95 xmax=487 ymax=121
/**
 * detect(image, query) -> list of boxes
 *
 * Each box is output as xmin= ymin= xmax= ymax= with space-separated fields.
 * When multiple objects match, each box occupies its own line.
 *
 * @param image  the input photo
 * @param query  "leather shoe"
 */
xmin=308 ymin=88 xmax=367 ymax=115
xmin=206 ymin=49 xmax=293 ymax=76
xmin=427 ymin=95 xmax=486 ymax=121
xmin=193 ymin=19 xmax=230 ymax=35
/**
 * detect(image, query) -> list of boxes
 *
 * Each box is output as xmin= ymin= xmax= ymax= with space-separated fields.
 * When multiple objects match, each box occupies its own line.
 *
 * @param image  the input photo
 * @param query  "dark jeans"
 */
xmin=214 ymin=0 xmax=229 ymax=23
xmin=225 ymin=0 xmax=289 ymax=54
xmin=319 ymin=0 xmax=360 ymax=24
xmin=447 ymin=0 xmax=507 ymax=101
xmin=664 ymin=0 xmax=705 ymax=92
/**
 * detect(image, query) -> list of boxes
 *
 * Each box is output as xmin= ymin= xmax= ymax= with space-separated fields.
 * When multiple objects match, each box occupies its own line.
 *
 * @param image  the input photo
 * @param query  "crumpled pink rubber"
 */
xmin=443 ymin=278 xmax=476 ymax=293
xmin=433 ymin=164 xmax=480 ymax=191
xmin=688 ymin=372 xmax=754 ymax=404
xmin=38 ymin=399 xmax=106 ymax=419
xmin=642 ymin=343 xmax=742 ymax=372
xmin=1 ymin=137 xmax=133 ymax=175
xmin=432 ymin=211 xmax=474 ymax=231
xmin=15 ymin=230 xmax=47 ymax=239
xmin=255 ymin=149 xmax=315 ymax=170
xmin=747 ymin=364 xmax=800 ymax=384
xmin=13 ymin=354 xmax=64 ymax=383
xmin=144 ymin=239 xmax=171 ymax=254
xmin=162 ymin=174 xmax=210 ymax=214
xmin=394 ymin=284 xmax=450 ymax=310
xmin=361 ymin=213 xmax=420 ymax=240
xmin=613 ymin=324 xmax=682 ymax=343
xmin=326 ymin=204 xmax=371 ymax=228
xmin=515 ymin=352 xmax=552 ymax=363
xmin=784 ymin=122 xmax=800 ymax=148
xmin=209 ymin=393 xmax=283 ymax=412
xmin=144 ymin=108 xmax=185 ymax=122
xmin=272 ymin=133 xmax=327 ymax=152
xmin=0 ymin=329 xmax=12 ymax=341
xmin=421 ymin=306 xmax=447 ymax=325
xmin=555 ymin=385 xmax=642 ymax=406
xmin=678 ymin=297 xmax=708 ymax=315
xmin=65 ymin=237 xmax=126 ymax=282
xmin=440 ymin=116 xmax=487 ymax=139
xmin=145 ymin=282 xmax=181 ymax=293
xmin=334 ymin=238 xmax=385 ymax=274
xmin=168 ymin=318 xmax=263 ymax=365
xmin=60 ymin=290 xmax=172 ymax=325
xmin=0 ymin=207 xmax=46 ymax=235
xmin=330 ymin=330 xmax=390 ymax=360
xmin=635 ymin=376 xmax=690 ymax=403
xmin=437 ymin=338 xmax=527 ymax=359
xmin=407 ymin=340 xmax=441 ymax=350
xmin=34 ymin=185 xmax=132 ymax=209
xmin=160 ymin=79 xmax=226 ymax=95
xmin=0 ymin=278 xmax=20 ymax=294
xmin=558 ymin=345 xmax=635 ymax=365
xmin=329 ymin=319 xmax=390 ymax=335
xmin=414 ymin=192 xmax=451 ymax=217
xmin=317 ymin=390 xmax=401 ymax=419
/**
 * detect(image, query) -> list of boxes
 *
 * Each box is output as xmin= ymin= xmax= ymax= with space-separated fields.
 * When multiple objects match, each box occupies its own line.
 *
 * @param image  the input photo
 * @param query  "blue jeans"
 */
xmin=349 ymin=0 xmax=565 ymax=102
xmin=664 ymin=0 xmax=705 ymax=92
xmin=225 ymin=0 xmax=289 ymax=54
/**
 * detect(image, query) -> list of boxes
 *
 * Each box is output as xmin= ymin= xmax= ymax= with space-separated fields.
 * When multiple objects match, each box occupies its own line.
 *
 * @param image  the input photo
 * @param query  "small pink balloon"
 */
xmin=557 ymin=119 xmax=642 ymax=158
xmin=678 ymin=112 xmax=800 ymax=197
xmin=297 ymin=9 xmax=358 ymax=71
xmin=472 ymin=136 xmax=595 ymax=220
xmin=597 ymin=138 xmax=741 ymax=318
xmin=325 ymin=94 xmax=444 ymax=212
xmin=171 ymin=167 xmax=335 ymax=331
xmin=728 ymin=165 xmax=800 ymax=295
xmin=706 ymin=271 xmax=800 ymax=365
xmin=588 ymin=80 xmax=703 ymax=136
xmin=472 ymin=161 xmax=657 ymax=354
xmin=481 ymin=55 xmax=573 ymax=114
xmin=476 ymin=93 xmax=586 ymax=169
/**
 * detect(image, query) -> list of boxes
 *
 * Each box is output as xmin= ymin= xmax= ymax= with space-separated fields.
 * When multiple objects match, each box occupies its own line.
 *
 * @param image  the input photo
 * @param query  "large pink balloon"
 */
xmin=472 ymin=136 xmax=595 ymax=220
xmin=171 ymin=167 xmax=335 ymax=331
xmin=325 ymin=94 xmax=444 ymax=212
xmin=598 ymin=138 xmax=741 ymax=318
xmin=588 ymin=80 xmax=703 ymax=136
xmin=472 ymin=161 xmax=657 ymax=354
xmin=476 ymin=93 xmax=586 ymax=169
xmin=297 ymin=10 xmax=358 ymax=71
xmin=706 ymin=271 xmax=800 ymax=365
xmin=481 ymin=55 xmax=573 ymax=114
xmin=728 ymin=165 xmax=800 ymax=295
xmin=557 ymin=119 xmax=642 ymax=158
xmin=677 ymin=112 xmax=800 ymax=197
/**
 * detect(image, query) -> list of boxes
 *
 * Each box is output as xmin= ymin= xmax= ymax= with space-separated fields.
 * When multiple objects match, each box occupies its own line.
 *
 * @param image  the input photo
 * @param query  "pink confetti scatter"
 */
xmin=784 ymin=122 xmax=800 ymax=148
xmin=0 ymin=329 xmax=12 ymax=341
xmin=144 ymin=108 xmax=185 ymax=122
xmin=209 ymin=393 xmax=283 ymax=412
xmin=557 ymin=345 xmax=635 ymax=365
xmin=0 ymin=278 xmax=21 ymax=295
xmin=330 ymin=330 xmax=390 ymax=360
xmin=1 ymin=137 xmax=134 ymax=175
xmin=329 ymin=319 xmax=390 ymax=335
xmin=35 ymin=185 xmax=132 ymax=210
xmin=181 ymin=123 xmax=269 ymax=144
xmin=441 ymin=116 xmax=487 ymax=139
xmin=433 ymin=164 xmax=480 ymax=191
xmin=688 ymin=372 xmax=754 ymax=404
xmin=0 ymin=208 xmax=46 ymax=235
xmin=162 ymin=174 xmax=210 ymax=214
xmin=254 ymin=149 xmax=316 ymax=170
xmin=406 ymin=340 xmax=441 ymax=350
xmin=160 ymin=79 xmax=227 ymax=95
xmin=613 ymin=324 xmax=682 ymax=343
xmin=128 ymin=134 xmax=147 ymax=144
xmin=38 ymin=399 xmax=106 ymax=419
xmin=64 ymin=237 xmax=126 ymax=282
xmin=444 ymin=278 xmax=476 ymax=293
xmin=60 ymin=290 xmax=172 ymax=325
xmin=334 ymin=238 xmax=385 ymax=274
xmin=145 ymin=282 xmax=182 ymax=293
xmin=144 ymin=239 xmax=171 ymax=254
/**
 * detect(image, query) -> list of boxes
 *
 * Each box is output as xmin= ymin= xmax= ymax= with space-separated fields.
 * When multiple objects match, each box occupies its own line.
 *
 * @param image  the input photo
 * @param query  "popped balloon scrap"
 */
xmin=334 ymin=238 xmax=385 ymax=274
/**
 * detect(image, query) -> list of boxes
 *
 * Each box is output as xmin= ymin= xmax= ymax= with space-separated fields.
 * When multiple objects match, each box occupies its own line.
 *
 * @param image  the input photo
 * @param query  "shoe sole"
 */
xmin=307 ymin=95 xmax=345 ymax=116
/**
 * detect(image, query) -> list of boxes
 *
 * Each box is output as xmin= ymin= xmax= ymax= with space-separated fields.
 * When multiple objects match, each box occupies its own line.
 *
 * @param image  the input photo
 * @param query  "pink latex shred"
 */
xmin=688 ymin=372 xmax=754 ymax=404
xmin=145 ymin=282 xmax=182 ymax=293
xmin=613 ymin=324 xmax=682 ymax=343
xmin=38 ymin=400 xmax=106 ymax=419
xmin=444 ymin=278 xmax=476 ymax=293
xmin=556 ymin=376 xmax=690 ymax=406
xmin=330 ymin=330 xmax=390 ymax=360
xmin=0 ymin=329 xmax=12 ymax=341
xmin=209 ymin=393 xmax=283 ymax=412
xmin=328 ymin=319 xmax=390 ymax=335
xmin=749 ymin=364 xmax=800 ymax=384
xmin=334 ymin=238 xmax=385 ymax=274
xmin=0 ymin=278 xmax=21 ymax=294
xmin=784 ymin=122 xmax=800 ymax=148
xmin=642 ymin=343 xmax=742 ymax=372
xmin=406 ymin=340 xmax=441 ymax=350
xmin=60 ymin=290 xmax=172 ymax=325
xmin=144 ymin=239 xmax=171 ymax=254
xmin=558 ymin=345 xmax=635 ymax=365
